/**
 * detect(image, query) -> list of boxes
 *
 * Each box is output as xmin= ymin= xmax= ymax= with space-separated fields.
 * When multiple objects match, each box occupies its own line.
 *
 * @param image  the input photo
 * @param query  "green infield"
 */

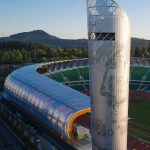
xmin=129 ymin=93 xmax=150 ymax=142
xmin=129 ymin=94 xmax=150 ymax=127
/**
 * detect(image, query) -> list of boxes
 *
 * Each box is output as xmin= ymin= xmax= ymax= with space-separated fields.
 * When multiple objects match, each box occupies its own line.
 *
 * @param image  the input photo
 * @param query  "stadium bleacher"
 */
xmin=130 ymin=84 xmax=139 ymax=91
xmin=48 ymin=67 xmax=89 ymax=82
xmin=131 ymin=67 xmax=149 ymax=81
xmin=63 ymin=69 xmax=80 ymax=81
xmin=48 ymin=72 xmax=65 ymax=82
xmin=79 ymin=67 xmax=89 ymax=80
xmin=48 ymin=66 xmax=150 ymax=94
xmin=70 ymin=85 xmax=86 ymax=91
xmin=146 ymin=71 xmax=150 ymax=81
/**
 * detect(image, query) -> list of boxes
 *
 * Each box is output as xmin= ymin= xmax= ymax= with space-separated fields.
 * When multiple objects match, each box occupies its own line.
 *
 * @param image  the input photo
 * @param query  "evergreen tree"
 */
xmin=134 ymin=47 xmax=142 ymax=57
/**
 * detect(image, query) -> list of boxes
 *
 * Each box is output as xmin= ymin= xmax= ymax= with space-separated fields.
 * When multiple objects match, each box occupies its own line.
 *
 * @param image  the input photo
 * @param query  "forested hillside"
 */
xmin=0 ymin=41 xmax=87 ymax=64
xmin=0 ymin=30 xmax=150 ymax=65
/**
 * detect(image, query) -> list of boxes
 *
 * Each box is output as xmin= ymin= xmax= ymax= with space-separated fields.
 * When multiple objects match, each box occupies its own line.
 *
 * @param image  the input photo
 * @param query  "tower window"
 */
xmin=89 ymin=32 xmax=115 ymax=41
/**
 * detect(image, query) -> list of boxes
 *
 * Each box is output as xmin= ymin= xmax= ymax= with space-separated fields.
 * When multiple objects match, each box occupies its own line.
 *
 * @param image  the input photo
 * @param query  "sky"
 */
xmin=0 ymin=0 xmax=150 ymax=39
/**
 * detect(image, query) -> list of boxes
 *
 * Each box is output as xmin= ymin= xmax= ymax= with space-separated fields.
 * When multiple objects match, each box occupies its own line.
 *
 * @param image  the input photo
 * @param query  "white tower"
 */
xmin=87 ymin=0 xmax=131 ymax=150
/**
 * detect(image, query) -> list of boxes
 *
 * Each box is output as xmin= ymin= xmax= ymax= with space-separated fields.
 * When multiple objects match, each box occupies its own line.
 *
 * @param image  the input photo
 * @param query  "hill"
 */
xmin=0 ymin=30 xmax=150 ymax=48
xmin=0 ymin=30 xmax=87 ymax=48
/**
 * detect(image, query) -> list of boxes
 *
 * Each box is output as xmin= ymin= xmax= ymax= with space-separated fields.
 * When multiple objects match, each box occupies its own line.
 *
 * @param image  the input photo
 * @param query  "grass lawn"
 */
xmin=129 ymin=94 xmax=150 ymax=142
xmin=129 ymin=95 xmax=150 ymax=128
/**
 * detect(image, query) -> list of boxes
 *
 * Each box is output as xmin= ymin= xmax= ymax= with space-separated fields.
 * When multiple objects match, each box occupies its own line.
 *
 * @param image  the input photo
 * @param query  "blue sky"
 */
xmin=0 ymin=0 xmax=150 ymax=39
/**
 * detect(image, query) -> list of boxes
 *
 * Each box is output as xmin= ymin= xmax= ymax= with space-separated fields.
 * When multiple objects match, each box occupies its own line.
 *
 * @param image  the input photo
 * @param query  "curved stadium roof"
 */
xmin=12 ymin=64 xmax=90 ymax=110
xmin=4 ymin=63 xmax=90 ymax=144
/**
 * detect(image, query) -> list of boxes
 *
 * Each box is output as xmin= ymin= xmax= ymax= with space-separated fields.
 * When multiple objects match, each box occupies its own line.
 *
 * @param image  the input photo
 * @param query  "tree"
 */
xmin=142 ymin=47 xmax=146 ymax=58
xmin=147 ymin=42 xmax=150 ymax=53
xmin=134 ymin=47 xmax=142 ymax=57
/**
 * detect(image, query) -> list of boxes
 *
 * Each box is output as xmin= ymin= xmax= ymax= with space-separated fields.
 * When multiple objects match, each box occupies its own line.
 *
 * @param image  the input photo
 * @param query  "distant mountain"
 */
xmin=0 ymin=30 xmax=149 ymax=48
xmin=0 ymin=30 xmax=87 ymax=48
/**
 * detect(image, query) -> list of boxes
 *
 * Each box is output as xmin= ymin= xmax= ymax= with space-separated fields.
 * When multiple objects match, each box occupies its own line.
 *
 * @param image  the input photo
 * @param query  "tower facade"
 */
xmin=87 ymin=0 xmax=131 ymax=150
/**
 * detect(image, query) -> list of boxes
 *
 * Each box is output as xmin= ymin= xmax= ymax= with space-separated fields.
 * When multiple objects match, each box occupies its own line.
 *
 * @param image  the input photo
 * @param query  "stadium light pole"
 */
xmin=87 ymin=0 xmax=131 ymax=150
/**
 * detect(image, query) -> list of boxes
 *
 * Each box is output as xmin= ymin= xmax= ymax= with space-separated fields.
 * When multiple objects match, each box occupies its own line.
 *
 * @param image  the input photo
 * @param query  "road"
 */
xmin=0 ymin=120 xmax=24 ymax=150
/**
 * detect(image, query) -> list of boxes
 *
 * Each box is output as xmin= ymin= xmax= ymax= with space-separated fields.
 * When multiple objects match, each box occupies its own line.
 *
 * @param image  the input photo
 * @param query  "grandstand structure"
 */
xmin=2 ymin=57 xmax=150 ymax=150
xmin=47 ymin=58 xmax=150 ymax=95
xmin=130 ymin=58 xmax=150 ymax=95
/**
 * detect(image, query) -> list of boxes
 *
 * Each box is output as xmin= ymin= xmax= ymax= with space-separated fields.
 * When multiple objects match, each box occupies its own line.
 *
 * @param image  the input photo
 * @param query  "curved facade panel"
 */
xmin=3 ymin=64 xmax=90 ymax=144
xmin=87 ymin=0 xmax=131 ymax=150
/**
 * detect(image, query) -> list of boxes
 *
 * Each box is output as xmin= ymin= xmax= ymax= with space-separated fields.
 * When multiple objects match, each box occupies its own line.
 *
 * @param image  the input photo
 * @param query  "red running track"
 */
xmin=128 ymin=136 xmax=150 ymax=150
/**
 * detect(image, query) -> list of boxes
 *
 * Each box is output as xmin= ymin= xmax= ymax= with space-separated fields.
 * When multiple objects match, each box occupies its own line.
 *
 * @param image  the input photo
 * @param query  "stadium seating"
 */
xmin=70 ymin=85 xmax=86 ymax=91
xmin=48 ymin=73 xmax=65 ymax=82
xmin=131 ymin=67 xmax=149 ymax=81
xmin=48 ymin=67 xmax=90 ymax=83
xmin=129 ymin=84 xmax=139 ymax=91
xmin=146 ymin=71 xmax=150 ymax=81
xmin=79 ymin=67 xmax=89 ymax=80
xmin=62 ymin=69 xmax=80 ymax=81
xmin=48 ymin=66 xmax=150 ymax=94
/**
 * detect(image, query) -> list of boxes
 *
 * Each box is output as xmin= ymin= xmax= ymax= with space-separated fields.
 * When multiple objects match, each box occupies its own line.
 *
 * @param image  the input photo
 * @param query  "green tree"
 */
xmin=134 ymin=47 xmax=142 ymax=57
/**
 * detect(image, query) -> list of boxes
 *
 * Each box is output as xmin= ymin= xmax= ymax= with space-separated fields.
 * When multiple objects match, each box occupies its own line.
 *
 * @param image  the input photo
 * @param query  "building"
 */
xmin=3 ymin=62 xmax=91 ymax=146
xmin=2 ymin=58 xmax=150 ymax=149
xmin=87 ymin=0 xmax=131 ymax=149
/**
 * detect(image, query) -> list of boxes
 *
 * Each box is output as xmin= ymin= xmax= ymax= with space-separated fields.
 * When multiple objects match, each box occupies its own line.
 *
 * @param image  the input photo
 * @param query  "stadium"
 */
xmin=1 ymin=57 xmax=150 ymax=150
xmin=0 ymin=0 xmax=150 ymax=149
